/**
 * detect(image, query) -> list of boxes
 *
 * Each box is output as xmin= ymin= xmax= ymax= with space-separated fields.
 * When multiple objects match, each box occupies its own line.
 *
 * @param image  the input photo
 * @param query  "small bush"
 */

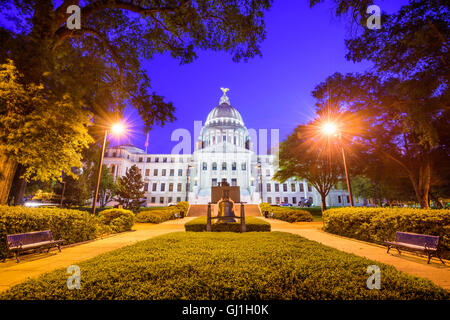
xmin=323 ymin=207 xmax=450 ymax=258
xmin=259 ymin=203 xmax=313 ymax=222
xmin=98 ymin=209 xmax=134 ymax=233
xmin=185 ymin=216 xmax=271 ymax=232
xmin=135 ymin=210 xmax=175 ymax=224
xmin=136 ymin=202 xmax=189 ymax=223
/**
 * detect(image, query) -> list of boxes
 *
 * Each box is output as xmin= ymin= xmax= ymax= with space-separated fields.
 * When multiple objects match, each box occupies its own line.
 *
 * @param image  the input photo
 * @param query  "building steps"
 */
xmin=187 ymin=204 xmax=261 ymax=217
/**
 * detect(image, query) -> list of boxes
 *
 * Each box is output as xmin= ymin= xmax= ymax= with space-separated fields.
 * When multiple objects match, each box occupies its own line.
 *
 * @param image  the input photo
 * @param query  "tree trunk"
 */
xmin=14 ymin=165 xmax=27 ymax=206
xmin=320 ymin=193 xmax=327 ymax=211
xmin=0 ymin=150 xmax=18 ymax=204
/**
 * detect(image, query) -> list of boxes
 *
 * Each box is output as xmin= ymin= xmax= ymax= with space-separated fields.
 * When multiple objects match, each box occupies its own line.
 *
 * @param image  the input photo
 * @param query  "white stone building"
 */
xmin=103 ymin=90 xmax=364 ymax=207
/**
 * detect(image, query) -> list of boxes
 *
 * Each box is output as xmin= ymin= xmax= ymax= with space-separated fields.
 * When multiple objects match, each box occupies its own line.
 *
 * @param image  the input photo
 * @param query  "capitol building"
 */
xmin=103 ymin=89 xmax=360 ymax=207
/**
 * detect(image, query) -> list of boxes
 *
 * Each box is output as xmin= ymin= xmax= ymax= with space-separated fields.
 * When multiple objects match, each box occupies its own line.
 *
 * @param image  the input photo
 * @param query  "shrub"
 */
xmin=135 ymin=210 xmax=175 ymax=224
xmin=259 ymin=203 xmax=313 ymax=222
xmin=136 ymin=202 xmax=189 ymax=223
xmin=185 ymin=216 xmax=271 ymax=232
xmin=323 ymin=207 xmax=450 ymax=258
xmin=1 ymin=232 xmax=447 ymax=300
xmin=98 ymin=209 xmax=134 ymax=233
xmin=0 ymin=206 xmax=104 ymax=260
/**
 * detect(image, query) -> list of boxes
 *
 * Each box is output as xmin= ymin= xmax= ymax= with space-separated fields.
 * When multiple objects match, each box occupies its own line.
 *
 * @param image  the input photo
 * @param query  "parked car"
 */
xmin=280 ymin=203 xmax=292 ymax=207
xmin=297 ymin=198 xmax=313 ymax=207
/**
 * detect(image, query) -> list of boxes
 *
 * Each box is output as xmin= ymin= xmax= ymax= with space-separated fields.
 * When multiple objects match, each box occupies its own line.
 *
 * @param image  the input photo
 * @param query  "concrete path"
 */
xmin=265 ymin=218 xmax=450 ymax=290
xmin=0 ymin=218 xmax=196 ymax=293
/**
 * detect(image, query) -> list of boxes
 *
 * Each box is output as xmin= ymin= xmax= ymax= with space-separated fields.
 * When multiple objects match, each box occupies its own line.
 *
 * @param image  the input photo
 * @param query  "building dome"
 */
xmin=204 ymin=88 xmax=244 ymax=127
xmin=197 ymin=88 xmax=251 ymax=150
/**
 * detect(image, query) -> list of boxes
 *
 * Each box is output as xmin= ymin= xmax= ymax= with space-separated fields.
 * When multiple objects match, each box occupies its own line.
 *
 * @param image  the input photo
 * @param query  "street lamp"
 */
xmin=92 ymin=122 xmax=126 ymax=215
xmin=321 ymin=122 xmax=355 ymax=207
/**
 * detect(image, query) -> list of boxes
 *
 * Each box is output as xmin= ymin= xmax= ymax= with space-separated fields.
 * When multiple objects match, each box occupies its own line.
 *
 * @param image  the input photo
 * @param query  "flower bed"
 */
xmin=185 ymin=216 xmax=271 ymax=232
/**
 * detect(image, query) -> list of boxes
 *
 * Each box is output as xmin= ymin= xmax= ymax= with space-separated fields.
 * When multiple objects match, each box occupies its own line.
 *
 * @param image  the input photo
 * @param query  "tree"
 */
xmin=115 ymin=164 xmax=145 ymax=212
xmin=311 ymin=0 xmax=449 ymax=208
xmin=91 ymin=164 xmax=118 ymax=208
xmin=274 ymin=122 xmax=342 ymax=211
xmin=0 ymin=0 xmax=272 ymax=204
xmin=0 ymin=60 xmax=93 ymax=203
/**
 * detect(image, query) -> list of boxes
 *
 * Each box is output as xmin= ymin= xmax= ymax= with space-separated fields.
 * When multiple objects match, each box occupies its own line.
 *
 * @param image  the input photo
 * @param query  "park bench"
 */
xmin=4 ymin=230 xmax=64 ymax=263
xmin=385 ymin=231 xmax=445 ymax=264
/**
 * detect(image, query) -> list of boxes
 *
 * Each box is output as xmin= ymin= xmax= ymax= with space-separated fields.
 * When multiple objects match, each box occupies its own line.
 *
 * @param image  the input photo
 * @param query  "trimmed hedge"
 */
xmin=0 ymin=206 xmax=104 ymax=260
xmin=1 ymin=232 xmax=447 ymax=300
xmin=185 ymin=216 xmax=271 ymax=232
xmin=259 ymin=203 xmax=313 ymax=222
xmin=323 ymin=207 xmax=450 ymax=258
xmin=136 ymin=202 xmax=189 ymax=224
xmin=98 ymin=209 xmax=134 ymax=233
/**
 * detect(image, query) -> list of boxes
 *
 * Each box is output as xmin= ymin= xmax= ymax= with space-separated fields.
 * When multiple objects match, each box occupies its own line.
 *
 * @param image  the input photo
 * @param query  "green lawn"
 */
xmin=1 ymin=232 xmax=447 ymax=300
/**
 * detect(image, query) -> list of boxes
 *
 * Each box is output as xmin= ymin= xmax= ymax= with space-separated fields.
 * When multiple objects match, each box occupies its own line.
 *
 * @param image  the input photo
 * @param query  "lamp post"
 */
xmin=322 ymin=123 xmax=354 ymax=207
xmin=92 ymin=122 xmax=125 ymax=215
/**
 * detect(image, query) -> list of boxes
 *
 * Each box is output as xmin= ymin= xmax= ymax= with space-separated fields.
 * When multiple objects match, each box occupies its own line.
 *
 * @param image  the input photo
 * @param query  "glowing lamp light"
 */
xmin=111 ymin=123 xmax=125 ymax=135
xmin=322 ymin=123 xmax=337 ymax=135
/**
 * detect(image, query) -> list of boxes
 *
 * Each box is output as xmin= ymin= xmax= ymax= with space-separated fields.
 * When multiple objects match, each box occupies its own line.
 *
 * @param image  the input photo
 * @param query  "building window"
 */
xmin=266 ymin=169 xmax=270 ymax=177
xmin=292 ymin=197 xmax=296 ymax=204
xmin=300 ymin=183 xmax=304 ymax=192
xmin=203 ymin=162 xmax=207 ymax=170
xmin=275 ymin=197 xmax=280 ymax=204
xmin=168 ymin=197 xmax=172 ymax=203
xmin=161 ymin=183 xmax=165 ymax=192
xmin=144 ymin=183 xmax=149 ymax=192
xmin=241 ymin=163 xmax=246 ymax=170
xmin=283 ymin=184 xmax=287 ymax=192
xmin=222 ymin=162 xmax=227 ymax=170
xmin=169 ymin=183 xmax=173 ymax=192
xmin=178 ymin=169 xmax=183 ymax=176
xmin=308 ymin=184 xmax=312 ymax=192
xmin=152 ymin=183 xmax=157 ymax=192
xmin=147 ymin=157 xmax=151 ymax=163
xmin=112 ymin=152 xmax=116 ymax=157
xmin=308 ymin=197 xmax=313 ymax=203
xmin=155 ymin=157 xmax=159 ymax=163
xmin=170 ymin=169 xmax=174 ymax=176
xmin=347 ymin=195 xmax=350 ymax=203
xmin=267 ymin=183 xmax=271 ymax=192
xmin=151 ymin=197 xmax=156 ymax=203
xmin=160 ymin=197 xmax=164 ymax=204
xmin=162 ymin=169 xmax=166 ymax=176
xmin=275 ymin=184 xmax=279 ymax=192
xmin=177 ymin=183 xmax=182 ymax=192
xmin=231 ymin=178 xmax=237 ymax=186
xmin=291 ymin=183 xmax=296 ymax=192
xmin=176 ymin=197 xmax=181 ymax=203
xmin=338 ymin=196 xmax=342 ymax=203
xmin=212 ymin=178 xmax=217 ymax=186
xmin=153 ymin=169 xmax=158 ymax=176
xmin=163 ymin=157 xmax=167 ymax=163
xmin=179 ymin=158 xmax=183 ymax=163
xmin=284 ymin=197 xmax=288 ymax=203
xmin=139 ymin=157 xmax=143 ymax=162
xmin=267 ymin=197 xmax=272 ymax=204
xmin=171 ymin=157 xmax=175 ymax=163
xmin=145 ymin=169 xmax=150 ymax=176
xmin=232 ymin=162 xmax=236 ymax=171
xmin=212 ymin=162 xmax=217 ymax=171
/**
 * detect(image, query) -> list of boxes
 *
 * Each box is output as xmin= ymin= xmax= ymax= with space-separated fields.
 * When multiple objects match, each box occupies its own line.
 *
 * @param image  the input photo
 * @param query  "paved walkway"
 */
xmin=265 ymin=218 xmax=450 ymax=290
xmin=0 ymin=218 xmax=195 ymax=293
